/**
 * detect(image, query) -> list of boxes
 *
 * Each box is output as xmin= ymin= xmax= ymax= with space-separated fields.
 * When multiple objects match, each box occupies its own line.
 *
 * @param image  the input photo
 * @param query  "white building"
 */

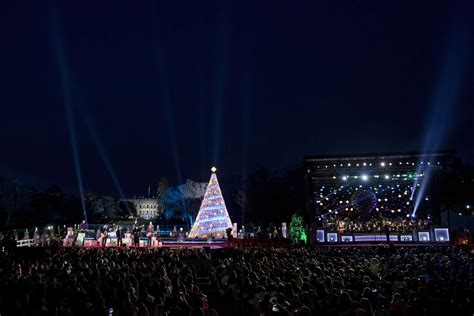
xmin=124 ymin=198 xmax=161 ymax=220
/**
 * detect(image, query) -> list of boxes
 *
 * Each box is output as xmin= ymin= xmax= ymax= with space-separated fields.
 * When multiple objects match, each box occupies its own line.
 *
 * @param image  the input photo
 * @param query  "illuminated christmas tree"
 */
xmin=188 ymin=167 xmax=232 ymax=238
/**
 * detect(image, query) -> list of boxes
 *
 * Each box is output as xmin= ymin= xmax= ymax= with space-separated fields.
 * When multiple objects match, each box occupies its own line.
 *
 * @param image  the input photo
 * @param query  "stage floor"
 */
xmin=315 ymin=242 xmax=449 ymax=247
xmin=72 ymin=242 xmax=230 ymax=249
xmin=66 ymin=241 xmax=452 ymax=249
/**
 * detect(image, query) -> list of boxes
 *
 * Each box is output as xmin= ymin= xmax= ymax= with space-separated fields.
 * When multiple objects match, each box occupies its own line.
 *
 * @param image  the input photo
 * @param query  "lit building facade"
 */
xmin=124 ymin=198 xmax=161 ymax=220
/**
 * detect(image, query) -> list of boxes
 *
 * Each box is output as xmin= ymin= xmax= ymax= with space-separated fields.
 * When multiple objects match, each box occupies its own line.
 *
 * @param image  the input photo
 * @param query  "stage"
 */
xmin=64 ymin=236 xmax=232 ymax=249
xmin=311 ymin=226 xmax=450 ymax=245
xmin=73 ymin=243 xmax=230 ymax=249
xmin=315 ymin=242 xmax=449 ymax=247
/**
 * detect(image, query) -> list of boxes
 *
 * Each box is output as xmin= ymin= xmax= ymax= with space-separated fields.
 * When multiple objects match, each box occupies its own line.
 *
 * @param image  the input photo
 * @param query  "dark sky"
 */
xmin=1 ymin=1 xmax=473 ymax=196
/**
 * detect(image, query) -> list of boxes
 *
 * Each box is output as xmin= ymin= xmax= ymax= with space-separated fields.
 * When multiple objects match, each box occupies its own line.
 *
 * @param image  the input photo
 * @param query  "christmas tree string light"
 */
xmin=188 ymin=167 xmax=232 ymax=238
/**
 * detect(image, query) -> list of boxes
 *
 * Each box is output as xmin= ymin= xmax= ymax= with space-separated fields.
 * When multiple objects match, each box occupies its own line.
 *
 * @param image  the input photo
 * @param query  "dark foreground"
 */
xmin=0 ymin=246 xmax=473 ymax=316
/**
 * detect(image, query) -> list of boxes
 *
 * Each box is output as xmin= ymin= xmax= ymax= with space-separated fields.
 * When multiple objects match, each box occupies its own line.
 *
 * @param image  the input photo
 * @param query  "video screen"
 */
xmin=314 ymin=181 xmax=416 ymax=220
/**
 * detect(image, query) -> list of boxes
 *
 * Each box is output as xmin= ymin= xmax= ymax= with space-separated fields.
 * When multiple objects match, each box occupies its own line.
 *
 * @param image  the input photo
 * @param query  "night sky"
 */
xmin=1 ymin=1 xmax=473 ymax=196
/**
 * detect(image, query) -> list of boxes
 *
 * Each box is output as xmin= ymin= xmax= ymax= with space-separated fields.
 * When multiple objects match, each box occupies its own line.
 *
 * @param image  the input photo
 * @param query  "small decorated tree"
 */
xmin=41 ymin=229 xmax=49 ymax=246
xmin=55 ymin=225 xmax=61 ymax=237
xmin=34 ymin=228 xmax=41 ymax=246
xmin=289 ymin=214 xmax=307 ymax=244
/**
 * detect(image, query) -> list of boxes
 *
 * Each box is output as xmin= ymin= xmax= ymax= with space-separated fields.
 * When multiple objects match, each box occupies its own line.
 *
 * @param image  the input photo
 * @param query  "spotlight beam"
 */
xmin=50 ymin=8 xmax=88 ymax=227
xmin=78 ymin=108 xmax=131 ymax=213
xmin=240 ymin=71 xmax=252 ymax=225
xmin=149 ymin=13 xmax=189 ymax=225
xmin=151 ymin=37 xmax=183 ymax=185
xmin=412 ymin=8 xmax=470 ymax=217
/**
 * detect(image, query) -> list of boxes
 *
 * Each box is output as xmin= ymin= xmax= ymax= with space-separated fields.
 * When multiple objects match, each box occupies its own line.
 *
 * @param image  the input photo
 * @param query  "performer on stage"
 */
xmin=384 ymin=224 xmax=390 ymax=244
xmin=147 ymin=222 xmax=153 ymax=247
xmin=116 ymin=226 xmax=123 ymax=247
xmin=133 ymin=226 xmax=140 ymax=247
xmin=101 ymin=229 xmax=107 ymax=247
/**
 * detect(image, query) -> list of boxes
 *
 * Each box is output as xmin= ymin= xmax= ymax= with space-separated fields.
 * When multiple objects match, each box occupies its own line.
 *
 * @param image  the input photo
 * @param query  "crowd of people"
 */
xmin=1 ymin=245 xmax=473 ymax=315
xmin=324 ymin=217 xmax=431 ymax=234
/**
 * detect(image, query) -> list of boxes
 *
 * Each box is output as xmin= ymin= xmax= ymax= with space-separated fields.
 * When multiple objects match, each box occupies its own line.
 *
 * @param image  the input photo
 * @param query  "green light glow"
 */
xmin=289 ymin=213 xmax=307 ymax=244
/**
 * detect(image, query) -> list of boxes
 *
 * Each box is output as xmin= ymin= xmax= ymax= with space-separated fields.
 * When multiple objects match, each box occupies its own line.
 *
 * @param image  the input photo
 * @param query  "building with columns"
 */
xmin=123 ymin=197 xmax=161 ymax=220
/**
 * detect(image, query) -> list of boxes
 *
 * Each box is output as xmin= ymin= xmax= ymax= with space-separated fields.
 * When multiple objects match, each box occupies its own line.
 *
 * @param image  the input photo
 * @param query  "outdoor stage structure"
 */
xmin=303 ymin=151 xmax=454 ymax=245
xmin=188 ymin=167 xmax=233 ymax=238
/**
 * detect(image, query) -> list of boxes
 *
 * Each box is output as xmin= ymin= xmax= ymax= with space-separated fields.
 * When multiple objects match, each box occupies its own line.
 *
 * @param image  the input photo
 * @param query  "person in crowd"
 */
xmin=1 ymin=245 xmax=473 ymax=315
